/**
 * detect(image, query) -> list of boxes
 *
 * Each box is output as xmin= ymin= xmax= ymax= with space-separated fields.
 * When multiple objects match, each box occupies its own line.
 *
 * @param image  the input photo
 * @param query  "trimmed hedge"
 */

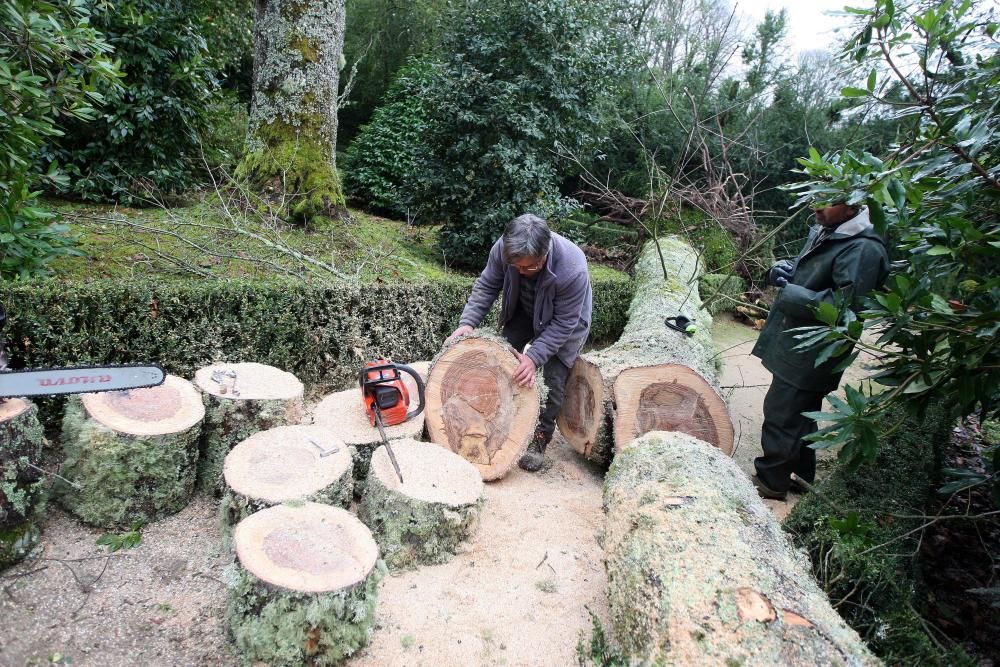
xmin=785 ymin=405 xmax=970 ymax=665
xmin=0 ymin=275 xmax=632 ymax=424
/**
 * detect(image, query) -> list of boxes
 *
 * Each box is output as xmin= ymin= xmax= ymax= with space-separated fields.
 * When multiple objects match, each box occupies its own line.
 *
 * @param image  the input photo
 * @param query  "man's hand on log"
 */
xmin=513 ymin=352 xmax=536 ymax=387
xmin=446 ymin=325 xmax=474 ymax=343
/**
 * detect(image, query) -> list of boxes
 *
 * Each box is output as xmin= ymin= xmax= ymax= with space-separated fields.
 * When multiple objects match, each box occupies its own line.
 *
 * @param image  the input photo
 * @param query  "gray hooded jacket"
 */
xmin=459 ymin=232 xmax=592 ymax=368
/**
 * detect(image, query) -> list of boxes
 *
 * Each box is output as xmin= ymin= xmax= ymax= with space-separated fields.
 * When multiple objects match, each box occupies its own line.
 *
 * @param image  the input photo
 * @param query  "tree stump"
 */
xmin=1 ymin=398 xmax=46 ymax=569
xmin=359 ymin=439 xmax=484 ymax=570
xmin=225 ymin=502 xmax=386 ymax=666
xmin=221 ymin=424 xmax=353 ymax=536
xmin=57 ymin=375 xmax=205 ymax=528
xmin=602 ymin=431 xmax=879 ymax=665
xmin=558 ymin=237 xmax=734 ymax=466
xmin=311 ymin=361 xmax=428 ymax=483
xmin=424 ymin=335 xmax=539 ymax=480
xmin=194 ymin=362 xmax=305 ymax=494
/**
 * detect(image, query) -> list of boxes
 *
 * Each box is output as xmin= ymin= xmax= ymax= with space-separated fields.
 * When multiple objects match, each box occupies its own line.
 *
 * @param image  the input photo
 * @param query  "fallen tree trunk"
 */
xmin=194 ymin=362 xmax=305 ymax=494
xmin=58 ymin=376 xmax=205 ymax=528
xmin=424 ymin=335 xmax=539 ymax=481
xmin=558 ymin=237 xmax=733 ymax=466
xmin=359 ymin=439 xmax=483 ymax=570
xmin=1 ymin=398 xmax=45 ymax=569
xmin=226 ymin=502 xmax=385 ymax=666
xmin=602 ymin=431 xmax=879 ymax=666
xmin=221 ymin=424 xmax=353 ymax=536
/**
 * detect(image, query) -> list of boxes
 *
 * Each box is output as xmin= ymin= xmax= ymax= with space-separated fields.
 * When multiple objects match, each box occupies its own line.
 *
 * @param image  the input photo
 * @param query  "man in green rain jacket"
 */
xmin=751 ymin=202 xmax=890 ymax=500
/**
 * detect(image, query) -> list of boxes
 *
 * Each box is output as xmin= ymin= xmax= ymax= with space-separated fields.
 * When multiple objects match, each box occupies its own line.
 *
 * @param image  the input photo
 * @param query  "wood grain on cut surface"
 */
xmin=81 ymin=375 xmax=204 ymax=436
xmin=425 ymin=336 xmax=539 ymax=481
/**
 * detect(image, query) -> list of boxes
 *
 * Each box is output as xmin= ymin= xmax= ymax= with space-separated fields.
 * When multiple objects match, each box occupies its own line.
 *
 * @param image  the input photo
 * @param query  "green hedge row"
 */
xmin=785 ymin=405 xmax=967 ymax=664
xmin=0 ymin=275 xmax=633 ymax=391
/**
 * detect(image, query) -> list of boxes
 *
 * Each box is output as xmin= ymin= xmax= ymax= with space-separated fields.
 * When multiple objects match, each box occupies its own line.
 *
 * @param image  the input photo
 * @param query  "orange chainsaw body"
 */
xmin=360 ymin=359 xmax=424 ymax=427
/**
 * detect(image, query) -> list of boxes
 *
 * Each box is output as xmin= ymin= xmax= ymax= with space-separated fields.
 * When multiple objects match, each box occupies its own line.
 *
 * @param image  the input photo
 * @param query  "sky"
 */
xmin=734 ymin=0 xmax=858 ymax=56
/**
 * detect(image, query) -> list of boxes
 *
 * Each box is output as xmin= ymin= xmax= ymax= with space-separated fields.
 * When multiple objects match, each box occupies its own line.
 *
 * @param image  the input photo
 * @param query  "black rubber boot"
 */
xmin=518 ymin=429 xmax=552 ymax=472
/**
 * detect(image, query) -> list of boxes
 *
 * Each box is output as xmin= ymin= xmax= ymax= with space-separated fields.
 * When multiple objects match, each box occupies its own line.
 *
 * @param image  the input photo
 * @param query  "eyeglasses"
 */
xmin=512 ymin=256 xmax=547 ymax=272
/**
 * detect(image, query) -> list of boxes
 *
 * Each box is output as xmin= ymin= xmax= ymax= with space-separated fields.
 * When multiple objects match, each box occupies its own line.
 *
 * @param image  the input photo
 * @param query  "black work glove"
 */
xmin=768 ymin=260 xmax=794 ymax=288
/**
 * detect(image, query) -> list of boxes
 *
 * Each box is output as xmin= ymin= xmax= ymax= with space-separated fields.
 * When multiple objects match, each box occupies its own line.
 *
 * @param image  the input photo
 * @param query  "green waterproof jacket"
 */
xmin=752 ymin=209 xmax=890 ymax=393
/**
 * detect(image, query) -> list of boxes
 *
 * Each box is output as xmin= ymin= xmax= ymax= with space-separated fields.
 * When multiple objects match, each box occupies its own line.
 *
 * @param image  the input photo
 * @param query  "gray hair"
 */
xmin=503 ymin=214 xmax=551 ymax=261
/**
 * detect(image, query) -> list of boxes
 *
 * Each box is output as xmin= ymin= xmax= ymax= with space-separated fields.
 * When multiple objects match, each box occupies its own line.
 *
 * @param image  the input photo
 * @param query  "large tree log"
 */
xmin=57 ymin=376 xmax=205 ymax=528
xmin=558 ymin=237 xmax=734 ymax=466
xmin=221 ymin=424 xmax=353 ymax=536
xmin=602 ymin=431 xmax=879 ymax=665
xmin=225 ymin=502 xmax=386 ymax=666
xmin=359 ymin=439 xmax=484 ymax=570
xmin=1 ymin=398 xmax=45 ymax=569
xmin=311 ymin=360 xmax=429 ymax=483
xmin=194 ymin=362 xmax=305 ymax=494
xmin=424 ymin=335 xmax=539 ymax=481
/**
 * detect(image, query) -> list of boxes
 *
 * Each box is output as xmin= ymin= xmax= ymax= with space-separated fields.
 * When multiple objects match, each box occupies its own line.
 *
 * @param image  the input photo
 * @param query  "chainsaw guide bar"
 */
xmin=0 ymin=364 xmax=167 ymax=399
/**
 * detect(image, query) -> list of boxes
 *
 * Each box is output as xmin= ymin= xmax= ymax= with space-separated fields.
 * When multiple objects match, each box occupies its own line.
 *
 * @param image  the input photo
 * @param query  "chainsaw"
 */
xmin=359 ymin=359 xmax=426 ymax=484
xmin=0 ymin=301 xmax=165 ymax=401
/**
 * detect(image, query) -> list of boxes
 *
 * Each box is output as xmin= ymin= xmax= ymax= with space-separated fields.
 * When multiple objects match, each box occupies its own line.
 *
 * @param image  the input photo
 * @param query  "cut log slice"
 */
xmin=613 ymin=364 xmax=734 ymax=455
xmin=313 ymin=385 xmax=425 ymax=483
xmin=226 ymin=503 xmax=386 ymax=665
xmin=359 ymin=439 xmax=484 ymax=570
xmin=555 ymin=356 xmax=604 ymax=459
xmin=1 ymin=398 xmax=45 ymax=569
xmin=193 ymin=362 xmax=305 ymax=495
xmin=57 ymin=375 xmax=205 ymax=528
xmin=424 ymin=335 xmax=539 ymax=481
xmin=559 ymin=237 xmax=734 ymax=467
xmin=602 ymin=431 xmax=879 ymax=665
xmin=221 ymin=424 xmax=353 ymax=533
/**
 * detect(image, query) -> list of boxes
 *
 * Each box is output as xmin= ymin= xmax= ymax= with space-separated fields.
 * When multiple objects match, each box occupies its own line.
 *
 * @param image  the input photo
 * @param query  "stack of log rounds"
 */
xmin=220 ymin=424 xmax=353 ymax=534
xmin=424 ymin=335 xmax=539 ymax=481
xmin=194 ymin=362 xmax=305 ymax=494
xmin=601 ymin=431 xmax=879 ymax=665
xmin=311 ymin=361 xmax=428 ymax=483
xmin=225 ymin=502 xmax=386 ymax=666
xmin=557 ymin=237 xmax=734 ymax=466
xmin=58 ymin=375 xmax=205 ymax=528
xmin=359 ymin=439 xmax=484 ymax=570
xmin=0 ymin=398 xmax=46 ymax=569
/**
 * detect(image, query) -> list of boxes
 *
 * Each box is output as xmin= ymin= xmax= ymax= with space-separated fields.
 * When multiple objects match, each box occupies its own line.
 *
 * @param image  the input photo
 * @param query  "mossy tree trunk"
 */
xmin=226 ymin=503 xmax=385 ymax=666
xmin=1 ymin=399 xmax=46 ymax=569
xmin=601 ymin=431 xmax=880 ymax=665
xmin=57 ymin=377 xmax=205 ymax=528
xmin=359 ymin=440 xmax=484 ymax=570
xmin=558 ymin=237 xmax=734 ymax=466
xmin=239 ymin=0 xmax=347 ymax=221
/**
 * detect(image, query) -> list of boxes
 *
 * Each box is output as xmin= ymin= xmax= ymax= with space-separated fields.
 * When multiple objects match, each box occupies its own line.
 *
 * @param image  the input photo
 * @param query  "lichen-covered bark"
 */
xmin=579 ymin=237 xmax=721 ymax=465
xmin=239 ymin=0 xmax=347 ymax=219
xmin=358 ymin=471 xmax=483 ymax=571
xmin=220 ymin=476 xmax=353 ymax=543
xmin=197 ymin=395 xmax=304 ymax=495
xmin=601 ymin=431 xmax=880 ymax=666
xmin=57 ymin=397 xmax=202 ymax=528
xmin=0 ymin=521 xmax=39 ymax=571
xmin=0 ymin=401 xmax=46 ymax=528
xmin=224 ymin=557 xmax=386 ymax=666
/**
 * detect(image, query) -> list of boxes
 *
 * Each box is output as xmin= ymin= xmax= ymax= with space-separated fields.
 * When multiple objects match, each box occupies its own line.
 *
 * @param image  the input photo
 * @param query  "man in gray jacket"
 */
xmin=447 ymin=214 xmax=593 ymax=472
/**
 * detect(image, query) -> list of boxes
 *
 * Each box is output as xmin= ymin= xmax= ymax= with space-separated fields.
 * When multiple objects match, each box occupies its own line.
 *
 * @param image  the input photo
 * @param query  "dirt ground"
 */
xmin=0 ymin=313 xmax=871 ymax=666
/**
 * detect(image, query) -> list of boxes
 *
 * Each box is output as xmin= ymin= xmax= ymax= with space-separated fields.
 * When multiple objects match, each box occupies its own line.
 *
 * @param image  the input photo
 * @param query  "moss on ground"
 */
xmin=0 ymin=521 xmax=40 ymax=570
xmin=785 ymin=405 xmax=972 ymax=665
xmin=57 ymin=397 xmax=200 ymax=528
xmin=224 ymin=557 xmax=386 ymax=666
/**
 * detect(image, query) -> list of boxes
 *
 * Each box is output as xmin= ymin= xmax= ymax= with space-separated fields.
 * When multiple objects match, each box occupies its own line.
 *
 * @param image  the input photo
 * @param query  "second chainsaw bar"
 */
xmin=0 ymin=364 xmax=166 ymax=399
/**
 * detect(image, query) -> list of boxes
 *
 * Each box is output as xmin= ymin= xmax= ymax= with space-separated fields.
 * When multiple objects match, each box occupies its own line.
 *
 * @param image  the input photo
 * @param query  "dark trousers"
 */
xmin=502 ymin=308 xmax=571 ymax=436
xmin=755 ymin=376 xmax=825 ymax=492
